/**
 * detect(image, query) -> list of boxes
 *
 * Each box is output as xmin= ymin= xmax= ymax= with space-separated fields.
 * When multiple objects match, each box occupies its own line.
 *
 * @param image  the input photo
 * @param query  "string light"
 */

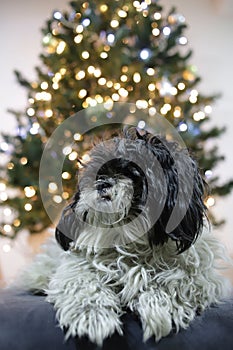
xmin=140 ymin=49 xmax=150 ymax=60
xmin=62 ymin=192 xmax=70 ymax=200
xmin=118 ymin=88 xmax=128 ymax=98
xmin=27 ymin=108 xmax=35 ymax=116
xmin=20 ymin=157 xmax=28 ymax=165
xmin=204 ymin=105 xmax=212 ymax=114
xmin=0 ymin=142 xmax=9 ymax=151
xmin=82 ymin=18 xmax=91 ymax=27
xmin=149 ymin=107 xmax=156 ymax=116
xmin=112 ymin=93 xmax=120 ymax=101
xmin=163 ymin=26 xmax=171 ymax=36
xmin=24 ymin=203 xmax=32 ymax=211
xmin=178 ymin=82 xmax=185 ymax=90
xmin=136 ymin=100 xmax=148 ymax=109
xmin=7 ymin=163 xmax=14 ymax=170
xmin=205 ymin=196 xmax=215 ymax=208
xmin=107 ymin=34 xmax=115 ymax=44
xmin=62 ymin=172 xmax=71 ymax=180
xmin=68 ymin=151 xmax=78 ymax=161
xmin=48 ymin=182 xmax=58 ymax=192
xmin=178 ymin=122 xmax=188 ymax=132
xmin=154 ymin=12 xmax=162 ymax=20
xmin=41 ymin=82 xmax=48 ymax=90
xmin=78 ymin=89 xmax=87 ymax=98
xmin=193 ymin=111 xmax=205 ymax=121
xmin=13 ymin=219 xmax=21 ymax=227
xmin=100 ymin=4 xmax=108 ymax=12
xmin=114 ymin=82 xmax=121 ymax=90
xmin=82 ymin=154 xmax=91 ymax=162
xmin=76 ymin=25 xmax=84 ymax=33
xmin=118 ymin=9 xmax=127 ymax=18
xmin=120 ymin=75 xmax=128 ymax=82
xmin=93 ymin=68 xmax=101 ymax=78
xmin=53 ymin=11 xmax=62 ymax=20
xmin=152 ymin=28 xmax=160 ymax=36
xmin=98 ymin=78 xmax=106 ymax=85
xmin=133 ymin=72 xmax=141 ymax=83
xmin=63 ymin=146 xmax=72 ymax=155
xmin=24 ymin=186 xmax=36 ymax=198
xmin=45 ymin=109 xmax=53 ymax=118
xmin=205 ymin=170 xmax=213 ymax=179
xmin=173 ymin=106 xmax=182 ymax=118
xmin=75 ymin=70 xmax=85 ymax=80
xmin=146 ymin=68 xmax=155 ymax=76
xmin=53 ymin=195 xmax=62 ymax=203
xmin=110 ymin=20 xmax=119 ymax=28
xmin=56 ymin=41 xmax=66 ymax=55
xmin=100 ymin=52 xmax=108 ymax=59
xmin=147 ymin=83 xmax=156 ymax=93
xmin=74 ymin=34 xmax=83 ymax=44
xmin=178 ymin=36 xmax=188 ymax=45
xmin=3 ymin=224 xmax=12 ymax=233
xmin=82 ymin=51 xmax=90 ymax=59
xmin=138 ymin=120 xmax=146 ymax=129
xmin=74 ymin=133 xmax=82 ymax=141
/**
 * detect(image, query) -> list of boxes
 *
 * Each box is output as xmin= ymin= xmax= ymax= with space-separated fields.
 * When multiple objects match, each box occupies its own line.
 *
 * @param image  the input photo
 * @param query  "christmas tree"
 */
xmin=0 ymin=0 xmax=232 ymax=239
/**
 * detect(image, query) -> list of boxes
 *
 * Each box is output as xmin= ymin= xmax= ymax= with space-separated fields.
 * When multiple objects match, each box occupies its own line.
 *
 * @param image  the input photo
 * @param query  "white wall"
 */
xmin=1 ymin=0 xmax=233 ymax=283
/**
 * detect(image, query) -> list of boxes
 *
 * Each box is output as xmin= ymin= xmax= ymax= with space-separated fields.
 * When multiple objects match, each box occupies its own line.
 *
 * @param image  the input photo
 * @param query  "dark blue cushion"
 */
xmin=0 ymin=289 xmax=232 ymax=350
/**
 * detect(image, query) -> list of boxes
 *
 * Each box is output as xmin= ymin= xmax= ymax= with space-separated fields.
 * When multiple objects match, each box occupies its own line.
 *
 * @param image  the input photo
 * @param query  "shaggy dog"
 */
xmin=19 ymin=127 xmax=230 ymax=346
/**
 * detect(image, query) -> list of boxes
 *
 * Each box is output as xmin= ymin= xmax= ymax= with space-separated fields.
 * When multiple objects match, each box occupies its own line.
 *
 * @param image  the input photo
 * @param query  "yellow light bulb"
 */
xmin=78 ymin=89 xmax=87 ymax=98
xmin=110 ymin=20 xmax=119 ymax=28
xmin=74 ymin=133 xmax=82 ymax=141
xmin=48 ymin=182 xmax=58 ymax=192
xmin=24 ymin=203 xmax=32 ymax=211
xmin=69 ymin=151 xmax=78 ymax=161
xmin=82 ymin=51 xmax=90 ymax=59
xmin=100 ymin=4 xmax=108 ymax=12
xmin=53 ymin=195 xmax=62 ymax=204
xmin=74 ymin=34 xmax=83 ymax=44
xmin=41 ymin=82 xmax=48 ymax=90
xmin=56 ymin=41 xmax=66 ymax=54
xmin=148 ymin=83 xmax=156 ymax=91
xmin=20 ymin=157 xmax=28 ymax=165
xmin=75 ymin=70 xmax=85 ymax=80
xmin=133 ymin=72 xmax=141 ymax=83
xmin=82 ymin=154 xmax=90 ymax=162
xmin=62 ymin=172 xmax=71 ymax=180
xmin=76 ymin=24 xmax=84 ymax=33
xmin=3 ymin=224 xmax=12 ymax=233
xmin=24 ymin=186 xmax=36 ymax=198
xmin=98 ymin=78 xmax=107 ymax=86
xmin=45 ymin=109 xmax=53 ymax=118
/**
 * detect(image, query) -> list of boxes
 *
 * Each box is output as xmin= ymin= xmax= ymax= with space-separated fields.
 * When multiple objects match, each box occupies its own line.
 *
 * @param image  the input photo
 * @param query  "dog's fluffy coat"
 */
xmin=18 ymin=128 xmax=230 ymax=346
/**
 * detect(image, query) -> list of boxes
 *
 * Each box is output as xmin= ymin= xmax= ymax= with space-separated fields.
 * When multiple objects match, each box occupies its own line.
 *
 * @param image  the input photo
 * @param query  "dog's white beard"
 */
xmin=72 ymin=178 xmax=150 ymax=251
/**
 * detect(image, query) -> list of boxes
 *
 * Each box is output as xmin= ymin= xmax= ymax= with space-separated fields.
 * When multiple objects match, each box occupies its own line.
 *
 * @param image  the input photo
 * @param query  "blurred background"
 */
xmin=0 ymin=0 xmax=233 ymax=286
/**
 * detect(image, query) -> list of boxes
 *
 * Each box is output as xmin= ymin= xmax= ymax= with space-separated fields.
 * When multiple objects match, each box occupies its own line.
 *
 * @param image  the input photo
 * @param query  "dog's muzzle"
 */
xmin=96 ymin=178 xmax=116 ymax=201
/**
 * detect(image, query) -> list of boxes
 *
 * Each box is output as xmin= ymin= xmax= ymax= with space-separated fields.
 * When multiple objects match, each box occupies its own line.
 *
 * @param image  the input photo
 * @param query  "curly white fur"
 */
xmin=17 ymin=228 xmax=231 ymax=346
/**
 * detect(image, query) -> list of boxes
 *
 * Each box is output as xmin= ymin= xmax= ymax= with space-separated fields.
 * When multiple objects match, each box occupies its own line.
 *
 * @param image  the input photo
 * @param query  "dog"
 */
xmin=18 ymin=127 xmax=230 ymax=346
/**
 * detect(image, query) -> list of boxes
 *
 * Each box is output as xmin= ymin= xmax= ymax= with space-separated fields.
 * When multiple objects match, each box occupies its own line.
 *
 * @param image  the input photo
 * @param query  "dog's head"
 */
xmin=56 ymin=127 xmax=207 ymax=253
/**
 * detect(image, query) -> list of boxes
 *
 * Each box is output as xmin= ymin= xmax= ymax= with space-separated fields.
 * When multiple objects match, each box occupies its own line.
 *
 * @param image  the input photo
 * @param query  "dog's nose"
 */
xmin=96 ymin=179 xmax=112 ymax=192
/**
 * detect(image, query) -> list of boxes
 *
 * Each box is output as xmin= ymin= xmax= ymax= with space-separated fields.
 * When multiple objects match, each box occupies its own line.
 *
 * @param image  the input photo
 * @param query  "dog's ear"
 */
xmin=55 ymin=193 xmax=80 ymax=250
xmin=148 ymin=144 xmax=207 ymax=254
xmin=55 ymin=227 xmax=73 ymax=251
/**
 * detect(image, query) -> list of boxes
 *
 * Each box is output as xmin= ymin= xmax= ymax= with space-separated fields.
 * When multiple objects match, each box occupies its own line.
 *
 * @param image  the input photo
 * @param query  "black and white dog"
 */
xmin=19 ymin=127 xmax=230 ymax=345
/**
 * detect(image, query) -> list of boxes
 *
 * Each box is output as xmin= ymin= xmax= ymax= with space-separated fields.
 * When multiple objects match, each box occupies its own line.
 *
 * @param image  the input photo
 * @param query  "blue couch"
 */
xmin=0 ymin=289 xmax=232 ymax=350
